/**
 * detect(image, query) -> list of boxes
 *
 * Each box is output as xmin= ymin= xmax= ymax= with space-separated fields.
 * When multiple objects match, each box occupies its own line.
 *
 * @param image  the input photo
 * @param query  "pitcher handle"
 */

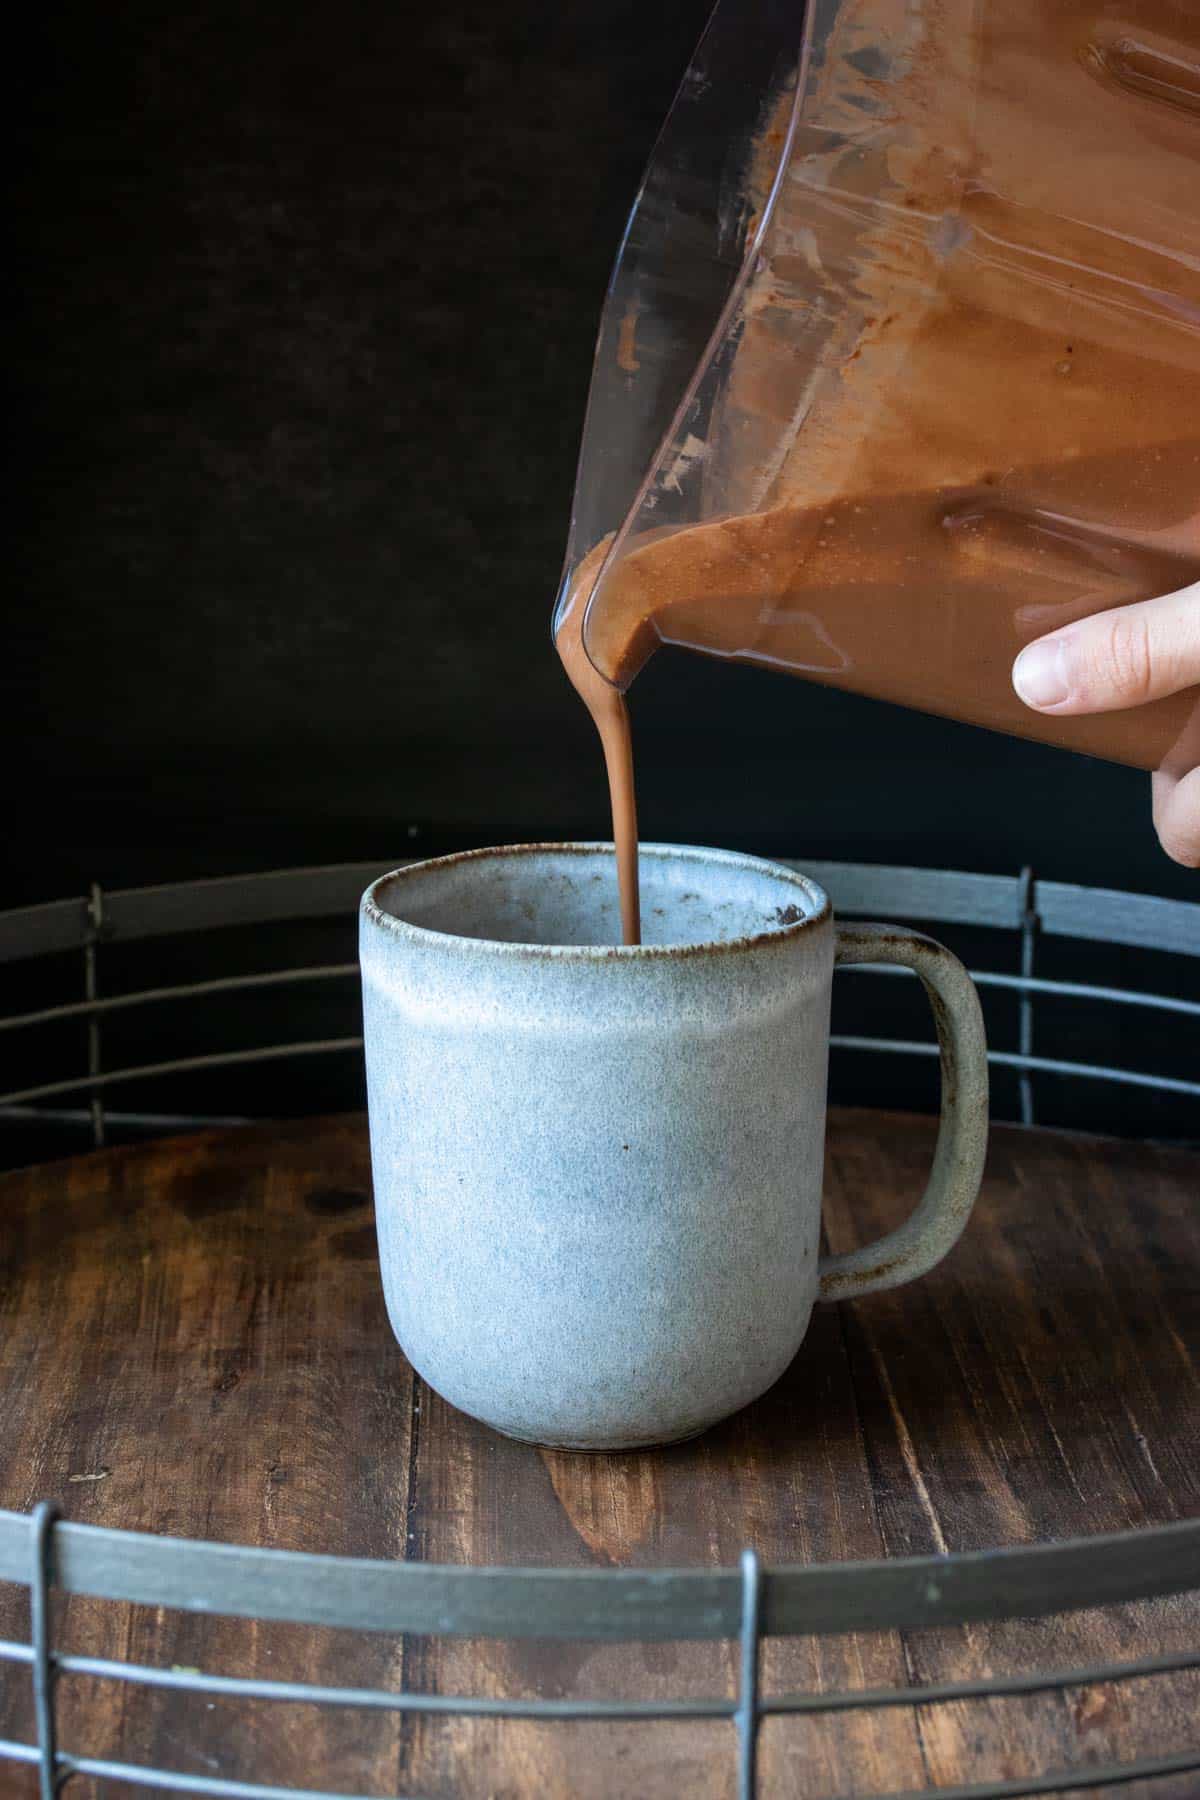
xmin=818 ymin=923 xmax=989 ymax=1302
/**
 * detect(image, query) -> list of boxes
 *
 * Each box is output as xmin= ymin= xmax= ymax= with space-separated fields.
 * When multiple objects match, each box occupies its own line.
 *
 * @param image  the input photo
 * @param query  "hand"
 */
xmin=1012 ymin=580 xmax=1200 ymax=867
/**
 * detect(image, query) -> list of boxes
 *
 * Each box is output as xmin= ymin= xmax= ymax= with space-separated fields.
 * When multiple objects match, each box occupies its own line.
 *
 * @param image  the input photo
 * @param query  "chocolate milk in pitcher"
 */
xmin=555 ymin=0 xmax=1200 ymax=940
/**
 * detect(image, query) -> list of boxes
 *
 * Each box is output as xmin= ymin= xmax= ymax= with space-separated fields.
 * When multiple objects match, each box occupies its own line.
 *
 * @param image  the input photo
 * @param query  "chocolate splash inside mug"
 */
xmin=360 ymin=844 xmax=988 ymax=1450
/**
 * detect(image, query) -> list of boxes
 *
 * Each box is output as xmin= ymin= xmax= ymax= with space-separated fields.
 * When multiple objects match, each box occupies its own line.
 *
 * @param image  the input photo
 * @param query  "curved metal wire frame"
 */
xmin=0 ymin=859 xmax=1198 ymax=1795
xmin=1 ymin=860 xmax=1198 ymax=1135
xmin=0 ymin=1510 xmax=1197 ymax=1797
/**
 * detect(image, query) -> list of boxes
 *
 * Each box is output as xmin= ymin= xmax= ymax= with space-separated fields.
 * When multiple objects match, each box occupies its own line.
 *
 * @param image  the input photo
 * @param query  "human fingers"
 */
xmin=1012 ymin=581 xmax=1200 ymax=716
xmin=1152 ymin=762 xmax=1200 ymax=868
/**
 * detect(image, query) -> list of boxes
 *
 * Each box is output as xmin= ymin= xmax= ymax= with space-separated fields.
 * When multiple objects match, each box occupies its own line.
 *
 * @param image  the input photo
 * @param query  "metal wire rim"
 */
xmin=0 ymin=1510 xmax=1198 ymax=1798
xmin=1 ymin=858 xmax=1198 ymax=1142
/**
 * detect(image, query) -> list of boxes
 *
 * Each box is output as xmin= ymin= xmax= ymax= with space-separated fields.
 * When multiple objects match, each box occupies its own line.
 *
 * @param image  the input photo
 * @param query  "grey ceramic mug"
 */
xmin=360 ymin=844 xmax=988 ymax=1451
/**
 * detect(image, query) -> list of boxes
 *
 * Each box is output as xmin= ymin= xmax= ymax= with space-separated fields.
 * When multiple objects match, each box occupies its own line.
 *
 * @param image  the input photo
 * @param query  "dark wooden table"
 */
xmin=0 ymin=1109 xmax=1197 ymax=1798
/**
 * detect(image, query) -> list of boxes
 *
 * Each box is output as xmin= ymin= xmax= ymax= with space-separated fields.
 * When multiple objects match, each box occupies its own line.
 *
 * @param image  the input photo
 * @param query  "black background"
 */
xmin=5 ymin=0 xmax=1198 ymax=1149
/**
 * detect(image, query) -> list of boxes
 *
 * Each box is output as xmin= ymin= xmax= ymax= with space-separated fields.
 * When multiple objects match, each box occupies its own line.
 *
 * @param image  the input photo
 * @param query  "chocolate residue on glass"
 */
xmin=559 ymin=0 xmax=1200 ymax=944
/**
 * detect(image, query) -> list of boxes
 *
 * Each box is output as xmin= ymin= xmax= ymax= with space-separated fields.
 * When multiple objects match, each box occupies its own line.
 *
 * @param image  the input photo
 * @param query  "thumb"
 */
xmin=1013 ymin=581 xmax=1200 ymax=716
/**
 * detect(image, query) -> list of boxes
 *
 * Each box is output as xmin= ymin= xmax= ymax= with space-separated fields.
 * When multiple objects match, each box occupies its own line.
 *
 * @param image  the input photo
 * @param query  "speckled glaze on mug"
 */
xmin=360 ymin=844 xmax=987 ymax=1450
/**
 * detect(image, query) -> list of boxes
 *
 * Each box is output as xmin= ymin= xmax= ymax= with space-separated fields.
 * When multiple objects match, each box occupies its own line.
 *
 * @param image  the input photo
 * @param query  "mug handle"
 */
xmin=818 ymin=923 xmax=989 ymax=1303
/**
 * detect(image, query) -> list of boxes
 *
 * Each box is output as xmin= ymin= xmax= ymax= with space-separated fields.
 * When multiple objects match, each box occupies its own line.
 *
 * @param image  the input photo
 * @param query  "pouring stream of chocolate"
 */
xmin=556 ymin=594 xmax=641 ymax=947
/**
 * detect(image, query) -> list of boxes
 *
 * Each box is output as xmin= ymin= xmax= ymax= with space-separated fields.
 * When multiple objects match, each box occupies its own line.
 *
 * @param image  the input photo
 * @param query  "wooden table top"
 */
xmin=0 ymin=1108 xmax=1197 ymax=1799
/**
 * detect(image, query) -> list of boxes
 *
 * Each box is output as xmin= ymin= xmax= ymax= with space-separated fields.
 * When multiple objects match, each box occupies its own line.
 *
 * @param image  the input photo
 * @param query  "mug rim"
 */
xmin=360 ymin=841 xmax=831 ymax=962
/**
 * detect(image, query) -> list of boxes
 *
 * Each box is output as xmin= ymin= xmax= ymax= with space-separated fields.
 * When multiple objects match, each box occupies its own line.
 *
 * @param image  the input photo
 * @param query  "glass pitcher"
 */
xmin=554 ymin=0 xmax=1200 ymax=769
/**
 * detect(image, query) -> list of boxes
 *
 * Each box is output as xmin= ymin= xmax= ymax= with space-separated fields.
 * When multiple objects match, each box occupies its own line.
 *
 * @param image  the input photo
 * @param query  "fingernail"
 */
xmin=1013 ymin=639 xmax=1070 ymax=709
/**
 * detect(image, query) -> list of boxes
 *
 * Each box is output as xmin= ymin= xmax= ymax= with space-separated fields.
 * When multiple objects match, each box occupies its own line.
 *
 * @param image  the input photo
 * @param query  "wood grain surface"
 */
xmin=0 ymin=1109 xmax=1196 ymax=1799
